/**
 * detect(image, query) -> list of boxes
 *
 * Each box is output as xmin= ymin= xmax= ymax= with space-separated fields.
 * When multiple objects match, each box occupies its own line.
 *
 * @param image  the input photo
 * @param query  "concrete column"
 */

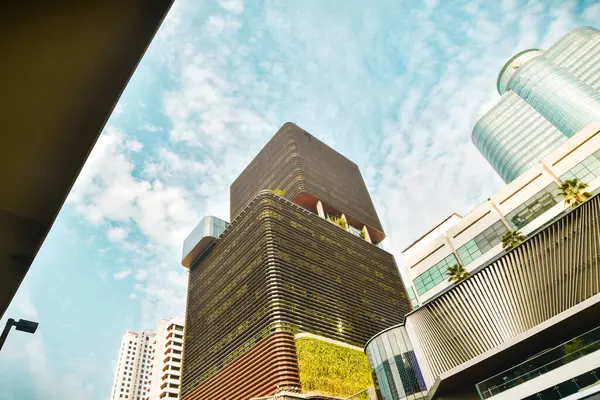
xmin=442 ymin=233 xmax=462 ymax=266
xmin=316 ymin=200 xmax=325 ymax=219
xmin=341 ymin=213 xmax=348 ymax=230
xmin=542 ymin=161 xmax=563 ymax=184
xmin=362 ymin=226 xmax=372 ymax=243
xmin=489 ymin=199 xmax=512 ymax=230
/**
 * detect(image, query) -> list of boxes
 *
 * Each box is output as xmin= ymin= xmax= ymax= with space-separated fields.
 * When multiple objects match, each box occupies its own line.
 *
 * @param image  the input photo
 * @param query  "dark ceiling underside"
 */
xmin=0 ymin=1 xmax=173 ymax=318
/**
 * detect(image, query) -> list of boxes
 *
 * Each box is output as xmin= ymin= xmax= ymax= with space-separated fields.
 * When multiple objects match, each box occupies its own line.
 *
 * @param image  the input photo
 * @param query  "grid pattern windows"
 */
xmin=472 ymin=92 xmax=566 ymax=183
xmin=456 ymin=221 xmax=508 ymax=266
xmin=413 ymin=254 xmax=458 ymax=296
xmin=472 ymin=27 xmax=600 ymax=184
xmin=366 ymin=326 xmax=427 ymax=400
xmin=508 ymin=56 xmax=600 ymax=138
xmin=560 ymin=149 xmax=600 ymax=184
xmin=505 ymin=183 xmax=562 ymax=230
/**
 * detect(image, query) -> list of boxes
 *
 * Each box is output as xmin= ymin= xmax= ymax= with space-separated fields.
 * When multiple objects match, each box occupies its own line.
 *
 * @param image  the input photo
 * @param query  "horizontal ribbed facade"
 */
xmin=182 ymin=192 xmax=410 ymax=400
xmin=184 ymin=332 xmax=299 ymax=400
xmin=472 ymin=26 xmax=600 ymax=183
xmin=408 ymin=194 xmax=600 ymax=380
xmin=472 ymin=91 xmax=566 ymax=182
xmin=546 ymin=26 xmax=600 ymax=90
xmin=230 ymin=122 xmax=384 ymax=236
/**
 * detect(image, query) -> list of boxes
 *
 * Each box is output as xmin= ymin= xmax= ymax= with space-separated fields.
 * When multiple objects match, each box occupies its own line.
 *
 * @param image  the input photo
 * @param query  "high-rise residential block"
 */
xmin=473 ymin=26 xmax=600 ymax=182
xmin=180 ymin=123 xmax=410 ymax=400
xmin=147 ymin=317 xmax=185 ymax=400
xmin=110 ymin=330 xmax=156 ymax=400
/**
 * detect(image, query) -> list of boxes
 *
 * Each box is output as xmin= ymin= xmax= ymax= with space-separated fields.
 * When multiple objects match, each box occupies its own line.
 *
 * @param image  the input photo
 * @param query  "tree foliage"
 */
xmin=328 ymin=215 xmax=348 ymax=229
xmin=559 ymin=178 xmax=592 ymax=207
xmin=501 ymin=230 xmax=527 ymax=249
xmin=447 ymin=264 xmax=470 ymax=283
xmin=271 ymin=188 xmax=285 ymax=196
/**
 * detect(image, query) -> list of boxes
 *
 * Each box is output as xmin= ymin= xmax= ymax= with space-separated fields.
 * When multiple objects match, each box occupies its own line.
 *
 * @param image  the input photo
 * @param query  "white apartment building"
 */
xmin=110 ymin=330 xmax=156 ymax=400
xmin=146 ymin=317 xmax=185 ymax=400
xmin=404 ymin=122 xmax=600 ymax=304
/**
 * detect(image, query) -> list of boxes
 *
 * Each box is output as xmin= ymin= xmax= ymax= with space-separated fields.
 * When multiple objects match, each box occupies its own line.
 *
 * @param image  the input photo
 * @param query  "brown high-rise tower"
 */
xmin=180 ymin=123 xmax=410 ymax=400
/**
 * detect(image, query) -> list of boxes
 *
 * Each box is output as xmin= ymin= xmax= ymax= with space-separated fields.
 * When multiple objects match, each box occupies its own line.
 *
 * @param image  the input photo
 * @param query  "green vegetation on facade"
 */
xmin=271 ymin=188 xmax=285 ymax=196
xmin=559 ymin=178 xmax=592 ymax=207
xmin=447 ymin=264 xmax=470 ymax=283
xmin=295 ymin=337 xmax=374 ymax=398
xmin=328 ymin=215 xmax=348 ymax=229
xmin=501 ymin=230 xmax=527 ymax=249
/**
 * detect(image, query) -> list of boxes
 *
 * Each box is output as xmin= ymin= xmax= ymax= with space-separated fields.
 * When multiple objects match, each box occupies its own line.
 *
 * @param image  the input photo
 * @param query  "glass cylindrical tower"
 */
xmin=365 ymin=325 xmax=427 ymax=400
xmin=503 ymin=54 xmax=600 ymax=138
xmin=472 ymin=27 xmax=600 ymax=183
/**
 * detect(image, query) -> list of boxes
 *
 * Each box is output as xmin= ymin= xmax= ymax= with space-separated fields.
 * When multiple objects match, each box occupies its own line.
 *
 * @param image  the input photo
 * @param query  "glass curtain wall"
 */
xmin=365 ymin=326 xmax=427 ymax=400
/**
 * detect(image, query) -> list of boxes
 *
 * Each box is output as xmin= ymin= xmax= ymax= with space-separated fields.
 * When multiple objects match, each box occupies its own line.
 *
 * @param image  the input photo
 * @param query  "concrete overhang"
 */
xmin=0 ymin=1 xmax=174 ymax=318
xmin=427 ymin=294 xmax=600 ymax=400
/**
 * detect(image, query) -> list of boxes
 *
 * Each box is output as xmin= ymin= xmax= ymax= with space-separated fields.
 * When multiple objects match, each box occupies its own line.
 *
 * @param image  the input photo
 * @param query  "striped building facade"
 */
xmin=181 ymin=124 xmax=410 ymax=400
xmin=473 ymin=26 xmax=600 ymax=183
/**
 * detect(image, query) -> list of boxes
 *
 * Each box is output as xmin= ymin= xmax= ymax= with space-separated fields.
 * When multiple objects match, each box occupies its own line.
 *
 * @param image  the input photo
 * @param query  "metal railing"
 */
xmin=476 ymin=325 xmax=600 ymax=399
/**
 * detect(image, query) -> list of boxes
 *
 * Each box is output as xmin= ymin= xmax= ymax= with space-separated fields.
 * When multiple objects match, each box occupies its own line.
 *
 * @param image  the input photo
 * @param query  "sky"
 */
xmin=0 ymin=1 xmax=599 ymax=399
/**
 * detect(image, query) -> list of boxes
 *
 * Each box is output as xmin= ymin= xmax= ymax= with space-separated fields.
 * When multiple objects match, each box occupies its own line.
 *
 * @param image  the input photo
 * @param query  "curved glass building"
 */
xmin=473 ymin=27 xmax=600 ymax=182
xmin=365 ymin=325 xmax=427 ymax=400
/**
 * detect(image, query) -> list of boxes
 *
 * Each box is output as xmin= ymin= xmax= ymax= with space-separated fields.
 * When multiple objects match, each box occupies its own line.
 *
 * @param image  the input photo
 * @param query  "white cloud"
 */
xmin=205 ymin=15 xmax=241 ymax=36
xmin=135 ymin=269 xmax=149 ymax=281
xmin=69 ymin=126 xmax=199 ymax=253
xmin=583 ymin=3 xmax=600 ymax=21
xmin=218 ymin=0 xmax=244 ymax=14
xmin=112 ymin=102 xmax=124 ymax=117
xmin=128 ymin=293 xmax=138 ymax=300
xmin=107 ymin=227 xmax=128 ymax=242
xmin=0 ymin=289 xmax=96 ymax=399
xmin=125 ymin=139 xmax=143 ymax=152
xmin=541 ymin=0 xmax=577 ymax=47
xmin=113 ymin=269 xmax=132 ymax=280
xmin=66 ymin=0 xmax=594 ymax=348
xmin=141 ymin=123 xmax=163 ymax=133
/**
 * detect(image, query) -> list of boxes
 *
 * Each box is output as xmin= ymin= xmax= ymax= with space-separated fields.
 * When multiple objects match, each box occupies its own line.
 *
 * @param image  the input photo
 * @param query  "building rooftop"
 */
xmin=401 ymin=213 xmax=462 ymax=254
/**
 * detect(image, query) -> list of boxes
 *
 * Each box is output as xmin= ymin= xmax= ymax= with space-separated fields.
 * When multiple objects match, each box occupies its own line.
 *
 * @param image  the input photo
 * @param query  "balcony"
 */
xmin=166 ymin=339 xmax=183 ymax=348
xmin=476 ymin=326 xmax=600 ymax=399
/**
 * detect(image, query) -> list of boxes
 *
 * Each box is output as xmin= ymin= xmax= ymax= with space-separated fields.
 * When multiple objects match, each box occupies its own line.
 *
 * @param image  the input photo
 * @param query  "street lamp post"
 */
xmin=0 ymin=318 xmax=39 ymax=352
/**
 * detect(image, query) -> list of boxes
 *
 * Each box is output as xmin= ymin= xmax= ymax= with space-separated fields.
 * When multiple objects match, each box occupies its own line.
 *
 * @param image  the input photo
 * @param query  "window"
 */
xmin=505 ymin=182 xmax=562 ymax=230
xmin=560 ymin=149 xmax=600 ymax=184
xmin=413 ymin=254 xmax=459 ymax=295
xmin=456 ymin=220 xmax=508 ymax=266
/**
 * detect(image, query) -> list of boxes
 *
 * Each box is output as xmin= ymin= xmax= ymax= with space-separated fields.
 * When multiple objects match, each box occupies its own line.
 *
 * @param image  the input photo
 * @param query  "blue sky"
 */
xmin=0 ymin=1 xmax=598 ymax=399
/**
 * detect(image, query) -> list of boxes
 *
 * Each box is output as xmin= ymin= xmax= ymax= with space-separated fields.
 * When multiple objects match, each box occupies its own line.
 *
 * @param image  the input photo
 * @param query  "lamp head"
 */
xmin=15 ymin=319 xmax=38 ymax=334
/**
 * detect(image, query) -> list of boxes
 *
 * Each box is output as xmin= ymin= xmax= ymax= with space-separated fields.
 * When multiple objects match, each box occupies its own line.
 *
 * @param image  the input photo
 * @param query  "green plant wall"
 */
xmin=295 ymin=337 xmax=374 ymax=398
